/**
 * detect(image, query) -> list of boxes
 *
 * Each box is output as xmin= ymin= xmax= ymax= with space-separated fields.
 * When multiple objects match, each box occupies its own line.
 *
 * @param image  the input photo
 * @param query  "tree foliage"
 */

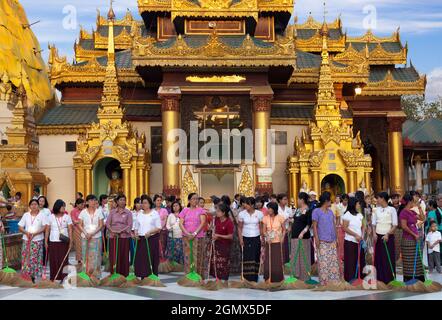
xmin=402 ymin=95 xmax=442 ymax=121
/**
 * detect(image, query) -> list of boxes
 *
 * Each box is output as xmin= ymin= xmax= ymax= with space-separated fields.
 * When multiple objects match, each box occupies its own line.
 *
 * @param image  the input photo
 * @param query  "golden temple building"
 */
xmin=0 ymin=0 xmax=428 ymax=206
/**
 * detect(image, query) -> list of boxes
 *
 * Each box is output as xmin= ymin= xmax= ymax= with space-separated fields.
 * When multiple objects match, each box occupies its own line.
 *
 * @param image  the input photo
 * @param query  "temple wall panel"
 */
xmin=39 ymin=134 xmax=78 ymax=208
xmin=271 ymin=124 xmax=307 ymax=194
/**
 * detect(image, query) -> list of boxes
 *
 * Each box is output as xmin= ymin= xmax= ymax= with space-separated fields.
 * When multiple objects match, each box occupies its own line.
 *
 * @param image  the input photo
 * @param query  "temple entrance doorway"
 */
xmin=93 ymin=157 xmax=122 ymax=197
xmin=321 ymin=174 xmax=345 ymax=202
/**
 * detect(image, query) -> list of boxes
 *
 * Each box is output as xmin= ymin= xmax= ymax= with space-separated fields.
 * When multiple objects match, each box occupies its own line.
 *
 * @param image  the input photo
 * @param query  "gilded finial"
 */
xmin=108 ymin=0 xmax=116 ymax=21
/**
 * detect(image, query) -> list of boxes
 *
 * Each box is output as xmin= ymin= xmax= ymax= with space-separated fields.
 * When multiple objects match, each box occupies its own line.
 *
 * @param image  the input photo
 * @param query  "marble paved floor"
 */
xmin=1 ymin=271 xmax=442 ymax=300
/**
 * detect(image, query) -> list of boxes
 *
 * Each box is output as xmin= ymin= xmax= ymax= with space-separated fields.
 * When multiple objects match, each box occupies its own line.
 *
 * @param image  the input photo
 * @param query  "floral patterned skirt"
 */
xmin=166 ymin=237 xmax=184 ymax=265
xmin=183 ymin=237 xmax=207 ymax=279
xmin=318 ymin=241 xmax=341 ymax=285
xmin=21 ymin=240 xmax=43 ymax=279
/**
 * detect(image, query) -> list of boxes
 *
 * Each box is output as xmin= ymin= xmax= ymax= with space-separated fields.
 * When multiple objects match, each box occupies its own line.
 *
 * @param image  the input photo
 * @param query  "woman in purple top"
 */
xmin=312 ymin=191 xmax=341 ymax=285
xmin=179 ymin=192 xmax=207 ymax=279
xmin=399 ymin=193 xmax=425 ymax=282
xmin=106 ymin=194 xmax=133 ymax=277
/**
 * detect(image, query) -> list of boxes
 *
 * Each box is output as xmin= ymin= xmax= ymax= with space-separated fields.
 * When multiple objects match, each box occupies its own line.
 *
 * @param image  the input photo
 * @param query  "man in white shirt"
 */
xmin=426 ymin=221 xmax=441 ymax=273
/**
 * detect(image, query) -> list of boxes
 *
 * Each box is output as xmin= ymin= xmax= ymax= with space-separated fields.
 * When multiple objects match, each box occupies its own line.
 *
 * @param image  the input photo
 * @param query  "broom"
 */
xmin=383 ymin=239 xmax=405 ymax=290
xmin=300 ymin=240 xmax=319 ymax=286
xmin=229 ymin=244 xmax=248 ymax=288
xmin=283 ymin=231 xmax=291 ymax=275
xmin=101 ymin=235 xmax=126 ymax=287
xmin=254 ymin=241 xmax=284 ymax=291
xmin=349 ymin=241 xmax=364 ymax=289
xmin=71 ymin=238 xmax=96 ymax=287
xmin=0 ymin=234 xmax=18 ymax=285
xmin=124 ymin=238 xmax=140 ymax=287
xmin=102 ymin=234 xmax=110 ymax=272
xmin=34 ymin=244 xmax=62 ymax=289
xmin=158 ymin=239 xmax=173 ymax=274
xmin=413 ymin=240 xmax=442 ymax=292
xmin=140 ymin=236 xmax=165 ymax=287
xmin=281 ymin=240 xmax=314 ymax=290
xmin=201 ymin=239 xmax=224 ymax=291
xmin=364 ymin=239 xmax=389 ymax=290
xmin=177 ymin=238 xmax=202 ymax=287
xmin=403 ymin=241 xmax=426 ymax=292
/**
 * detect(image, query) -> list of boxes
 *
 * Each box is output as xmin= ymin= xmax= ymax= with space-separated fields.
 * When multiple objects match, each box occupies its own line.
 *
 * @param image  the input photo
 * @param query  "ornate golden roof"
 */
xmin=0 ymin=0 xmax=52 ymax=107
xmin=132 ymin=30 xmax=295 ymax=67
xmin=138 ymin=0 xmax=294 ymax=18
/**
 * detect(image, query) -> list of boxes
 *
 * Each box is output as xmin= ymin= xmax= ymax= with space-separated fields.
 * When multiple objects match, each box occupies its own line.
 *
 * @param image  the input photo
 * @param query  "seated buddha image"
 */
xmin=322 ymin=182 xmax=336 ymax=202
xmin=108 ymin=170 xmax=123 ymax=196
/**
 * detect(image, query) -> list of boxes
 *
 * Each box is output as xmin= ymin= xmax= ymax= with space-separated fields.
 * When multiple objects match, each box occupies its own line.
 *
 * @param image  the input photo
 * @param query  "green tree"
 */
xmin=402 ymin=95 xmax=442 ymax=121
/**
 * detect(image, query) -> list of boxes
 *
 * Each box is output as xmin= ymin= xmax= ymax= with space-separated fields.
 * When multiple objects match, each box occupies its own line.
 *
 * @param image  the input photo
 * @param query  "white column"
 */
xmin=415 ymin=155 xmax=423 ymax=192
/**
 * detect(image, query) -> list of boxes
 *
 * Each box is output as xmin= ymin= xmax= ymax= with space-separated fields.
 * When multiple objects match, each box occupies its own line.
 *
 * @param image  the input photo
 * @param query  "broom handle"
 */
xmin=114 ymin=235 xmax=119 ymax=273
xmin=268 ymin=241 xmax=272 ymax=283
xmin=290 ymin=239 xmax=301 ymax=277
xmin=206 ymin=239 xmax=213 ymax=280
xmin=53 ymin=247 xmax=70 ymax=281
xmin=131 ymin=238 xmax=138 ymax=268
xmin=354 ymin=241 xmax=361 ymax=280
xmin=189 ymin=238 xmax=195 ymax=273
xmin=412 ymin=241 xmax=418 ymax=280
xmin=43 ymin=245 xmax=49 ymax=275
xmin=416 ymin=240 xmax=428 ymax=280
xmin=1 ymin=234 xmax=9 ymax=268
xmin=299 ymin=239 xmax=311 ymax=277
xmin=213 ymin=240 xmax=218 ymax=280
xmin=240 ymin=245 xmax=244 ymax=280
xmin=145 ymin=236 xmax=154 ymax=275
xmin=383 ymin=239 xmax=396 ymax=279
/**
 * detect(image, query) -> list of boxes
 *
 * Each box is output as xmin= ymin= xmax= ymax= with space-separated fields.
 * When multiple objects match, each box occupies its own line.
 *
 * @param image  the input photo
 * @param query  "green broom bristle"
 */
xmin=284 ymin=276 xmax=298 ymax=284
xmin=389 ymin=279 xmax=405 ymax=287
xmin=77 ymin=272 xmax=91 ymax=281
xmin=2 ymin=267 xmax=16 ymax=273
xmin=186 ymin=271 xmax=202 ymax=282
xmin=305 ymin=278 xmax=320 ymax=285
xmin=126 ymin=273 xmax=137 ymax=281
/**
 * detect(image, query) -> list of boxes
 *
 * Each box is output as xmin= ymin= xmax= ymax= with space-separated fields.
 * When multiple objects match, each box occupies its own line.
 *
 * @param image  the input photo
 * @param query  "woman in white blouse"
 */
xmin=134 ymin=195 xmax=161 ymax=278
xmin=44 ymin=199 xmax=73 ymax=281
xmin=18 ymin=199 xmax=47 ymax=282
xmin=166 ymin=201 xmax=184 ymax=265
xmin=238 ymin=197 xmax=264 ymax=282
xmin=78 ymin=194 xmax=104 ymax=278
xmin=372 ymin=192 xmax=398 ymax=284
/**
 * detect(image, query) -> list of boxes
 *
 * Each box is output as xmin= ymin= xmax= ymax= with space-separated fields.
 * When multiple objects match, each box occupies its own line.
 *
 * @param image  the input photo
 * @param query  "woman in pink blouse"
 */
xmin=179 ymin=193 xmax=207 ymax=279
xmin=154 ymin=194 xmax=169 ymax=260
xmin=106 ymin=194 xmax=133 ymax=277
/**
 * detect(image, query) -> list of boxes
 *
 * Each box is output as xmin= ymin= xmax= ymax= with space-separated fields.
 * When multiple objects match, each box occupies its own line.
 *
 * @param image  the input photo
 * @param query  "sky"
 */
xmin=20 ymin=0 xmax=442 ymax=102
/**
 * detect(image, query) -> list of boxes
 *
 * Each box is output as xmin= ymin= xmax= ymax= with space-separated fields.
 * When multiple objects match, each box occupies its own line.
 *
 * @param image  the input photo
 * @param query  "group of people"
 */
xmin=9 ymin=188 xmax=442 ymax=287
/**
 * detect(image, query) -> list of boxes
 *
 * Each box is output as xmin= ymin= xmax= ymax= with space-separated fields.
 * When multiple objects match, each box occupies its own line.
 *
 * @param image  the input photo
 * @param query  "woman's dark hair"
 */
xmin=398 ymin=192 xmax=413 ymax=216
xmin=15 ymin=192 xmax=22 ymax=199
xmin=319 ymin=192 xmax=331 ymax=207
xmin=410 ymin=190 xmax=419 ymax=197
xmin=74 ymin=198 xmax=85 ymax=207
xmin=53 ymin=199 xmax=66 ymax=215
xmin=429 ymin=200 xmax=441 ymax=225
xmin=221 ymin=195 xmax=231 ymax=207
xmin=99 ymin=194 xmax=108 ymax=206
xmin=141 ymin=194 xmax=154 ymax=209
xmin=341 ymin=194 xmax=349 ymax=201
xmin=244 ymin=197 xmax=256 ymax=207
xmin=116 ymin=194 xmax=126 ymax=202
xmin=28 ymin=198 xmax=38 ymax=207
xmin=376 ymin=192 xmax=389 ymax=203
xmin=132 ymin=197 xmax=141 ymax=211
xmin=255 ymin=196 xmax=264 ymax=207
xmin=76 ymin=192 xmax=83 ymax=198
xmin=345 ymin=197 xmax=358 ymax=216
xmin=198 ymin=197 xmax=205 ymax=203
xmin=188 ymin=193 xmax=197 ymax=201
xmin=298 ymin=192 xmax=309 ymax=206
xmin=239 ymin=196 xmax=247 ymax=206
xmin=217 ymin=203 xmax=230 ymax=219
xmin=267 ymin=202 xmax=279 ymax=215
xmin=167 ymin=195 xmax=177 ymax=203
xmin=37 ymin=195 xmax=49 ymax=208
xmin=277 ymin=193 xmax=287 ymax=203
xmin=171 ymin=201 xmax=182 ymax=213
xmin=213 ymin=197 xmax=221 ymax=205
xmin=262 ymin=193 xmax=269 ymax=203
xmin=85 ymin=194 xmax=97 ymax=202
xmin=153 ymin=194 xmax=163 ymax=203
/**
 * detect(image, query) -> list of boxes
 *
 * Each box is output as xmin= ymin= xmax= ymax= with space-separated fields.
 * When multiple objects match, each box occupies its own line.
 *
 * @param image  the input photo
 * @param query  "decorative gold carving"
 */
xmin=258 ymin=0 xmax=294 ymax=13
xmin=0 ymin=73 xmax=13 ymax=101
xmin=133 ymin=31 xmax=295 ymax=68
xmin=0 ymin=172 xmax=16 ymax=195
xmin=182 ymin=167 xmax=198 ymax=202
xmin=171 ymin=0 xmax=259 ymax=20
xmin=186 ymin=75 xmax=246 ymax=83
xmin=238 ymin=166 xmax=254 ymax=197
xmin=347 ymin=29 xmax=401 ymax=43
xmin=338 ymin=149 xmax=371 ymax=168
